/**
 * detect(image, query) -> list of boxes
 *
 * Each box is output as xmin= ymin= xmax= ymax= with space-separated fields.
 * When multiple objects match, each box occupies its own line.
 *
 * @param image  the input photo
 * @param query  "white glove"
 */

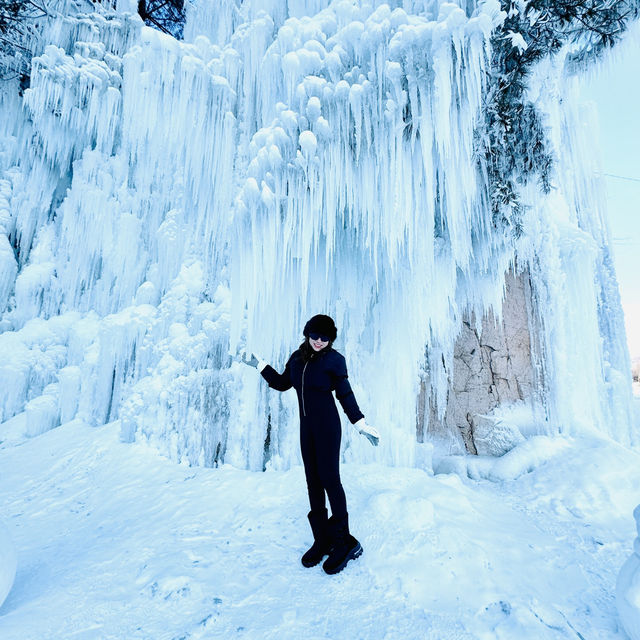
xmin=240 ymin=351 xmax=268 ymax=372
xmin=354 ymin=418 xmax=380 ymax=446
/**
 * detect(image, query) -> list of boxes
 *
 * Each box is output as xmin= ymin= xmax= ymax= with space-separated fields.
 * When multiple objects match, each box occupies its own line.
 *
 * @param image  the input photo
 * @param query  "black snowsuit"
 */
xmin=260 ymin=347 xmax=364 ymax=518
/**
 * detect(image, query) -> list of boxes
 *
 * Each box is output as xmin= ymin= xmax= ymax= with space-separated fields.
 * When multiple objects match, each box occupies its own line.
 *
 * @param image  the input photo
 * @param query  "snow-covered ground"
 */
xmin=0 ymin=421 xmax=638 ymax=640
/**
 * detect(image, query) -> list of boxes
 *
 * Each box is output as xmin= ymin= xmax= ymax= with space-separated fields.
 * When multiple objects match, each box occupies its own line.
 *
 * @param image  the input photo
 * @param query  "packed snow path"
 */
xmin=0 ymin=421 xmax=638 ymax=639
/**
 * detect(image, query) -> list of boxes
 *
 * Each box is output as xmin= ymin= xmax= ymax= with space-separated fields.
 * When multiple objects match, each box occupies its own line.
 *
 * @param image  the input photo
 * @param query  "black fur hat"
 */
xmin=303 ymin=314 xmax=337 ymax=341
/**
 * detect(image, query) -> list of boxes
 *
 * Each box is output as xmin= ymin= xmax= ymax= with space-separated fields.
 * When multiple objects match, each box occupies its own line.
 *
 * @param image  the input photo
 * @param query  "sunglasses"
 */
xmin=309 ymin=332 xmax=330 ymax=342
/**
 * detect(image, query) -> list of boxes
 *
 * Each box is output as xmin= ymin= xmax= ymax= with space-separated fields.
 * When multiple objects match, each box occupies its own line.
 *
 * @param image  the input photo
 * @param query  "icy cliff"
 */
xmin=0 ymin=0 xmax=635 ymax=469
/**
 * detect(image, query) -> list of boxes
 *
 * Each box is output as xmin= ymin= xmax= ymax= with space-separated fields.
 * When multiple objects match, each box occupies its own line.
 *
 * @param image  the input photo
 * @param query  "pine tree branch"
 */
xmin=143 ymin=11 xmax=172 ymax=34
xmin=0 ymin=33 xmax=30 ymax=52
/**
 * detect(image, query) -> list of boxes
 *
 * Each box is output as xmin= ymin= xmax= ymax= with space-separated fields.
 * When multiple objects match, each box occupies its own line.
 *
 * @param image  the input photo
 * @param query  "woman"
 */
xmin=242 ymin=314 xmax=379 ymax=574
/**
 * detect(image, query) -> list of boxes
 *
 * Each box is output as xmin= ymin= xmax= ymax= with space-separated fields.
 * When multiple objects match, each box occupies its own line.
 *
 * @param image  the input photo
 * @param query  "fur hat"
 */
xmin=303 ymin=314 xmax=337 ymax=341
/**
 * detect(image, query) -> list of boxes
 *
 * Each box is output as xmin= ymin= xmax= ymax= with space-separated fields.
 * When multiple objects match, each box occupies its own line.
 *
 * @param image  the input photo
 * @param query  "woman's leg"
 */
xmin=300 ymin=421 xmax=326 ymax=513
xmin=314 ymin=420 xmax=347 ymax=518
xmin=318 ymin=421 xmax=362 ymax=574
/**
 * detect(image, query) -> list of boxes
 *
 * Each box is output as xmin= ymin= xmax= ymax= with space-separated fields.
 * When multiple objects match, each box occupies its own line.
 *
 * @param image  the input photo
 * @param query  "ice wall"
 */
xmin=521 ymin=53 xmax=635 ymax=444
xmin=0 ymin=0 xmax=635 ymax=469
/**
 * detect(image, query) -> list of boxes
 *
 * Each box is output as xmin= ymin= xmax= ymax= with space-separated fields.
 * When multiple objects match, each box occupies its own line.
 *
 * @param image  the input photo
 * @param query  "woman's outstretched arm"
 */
xmin=331 ymin=354 xmax=364 ymax=424
xmin=260 ymin=356 xmax=293 ymax=392
xmin=331 ymin=354 xmax=379 ymax=445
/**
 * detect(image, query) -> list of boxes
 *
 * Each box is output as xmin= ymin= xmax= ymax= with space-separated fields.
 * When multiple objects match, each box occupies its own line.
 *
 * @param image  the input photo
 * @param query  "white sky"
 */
xmin=578 ymin=22 xmax=640 ymax=361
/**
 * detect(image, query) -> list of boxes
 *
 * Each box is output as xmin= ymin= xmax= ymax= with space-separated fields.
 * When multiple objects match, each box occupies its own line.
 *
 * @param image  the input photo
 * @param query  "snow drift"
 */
xmin=618 ymin=504 xmax=640 ymax=640
xmin=0 ymin=519 xmax=16 ymax=609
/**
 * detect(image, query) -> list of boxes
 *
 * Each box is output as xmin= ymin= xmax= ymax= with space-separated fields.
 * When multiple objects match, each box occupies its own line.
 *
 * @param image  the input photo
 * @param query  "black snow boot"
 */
xmin=322 ymin=513 xmax=362 ymax=575
xmin=301 ymin=508 xmax=332 ymax=568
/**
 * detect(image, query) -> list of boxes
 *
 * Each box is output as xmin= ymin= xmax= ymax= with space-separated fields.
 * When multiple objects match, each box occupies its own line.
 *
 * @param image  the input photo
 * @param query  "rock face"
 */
xmin=422 ymin=269 xmax=539 ymax=454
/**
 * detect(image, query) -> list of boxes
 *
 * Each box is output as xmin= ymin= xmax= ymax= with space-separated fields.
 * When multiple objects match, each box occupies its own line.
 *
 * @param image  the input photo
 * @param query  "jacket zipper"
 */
xmin=302 ymin=361 xmax=309 ymax=416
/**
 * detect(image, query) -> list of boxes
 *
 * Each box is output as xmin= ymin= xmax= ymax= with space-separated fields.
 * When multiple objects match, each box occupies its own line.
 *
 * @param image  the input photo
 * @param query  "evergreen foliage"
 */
xmin=479 ymin=0 xmax=640 ymax=235
xmin=136 ymin=0 xmax=184 ymax=39
xmin=0 ymin=0 xmax=51 ymax=82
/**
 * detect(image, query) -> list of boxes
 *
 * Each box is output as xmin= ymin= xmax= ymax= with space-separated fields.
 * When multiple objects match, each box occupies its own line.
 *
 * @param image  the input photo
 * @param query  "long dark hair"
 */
xmin=298 ymin=336 xmax=334 ymax=363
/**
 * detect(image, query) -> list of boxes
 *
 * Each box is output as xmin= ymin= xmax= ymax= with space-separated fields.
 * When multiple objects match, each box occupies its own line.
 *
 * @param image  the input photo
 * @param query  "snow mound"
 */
xmin=617 ymin=504 xmax=640 ymax=640
xmin=1 ymin=420 xmax=640 ymax=638
xmin=0 ymin=519 xmax=17 ymax=609
xmin=435 ymin=435 xmax=571 ymax=482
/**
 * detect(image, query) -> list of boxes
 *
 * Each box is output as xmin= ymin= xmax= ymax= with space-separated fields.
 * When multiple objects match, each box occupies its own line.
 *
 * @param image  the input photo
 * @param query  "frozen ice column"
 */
xmin=617 ymin=504 xmax=640 ymax=640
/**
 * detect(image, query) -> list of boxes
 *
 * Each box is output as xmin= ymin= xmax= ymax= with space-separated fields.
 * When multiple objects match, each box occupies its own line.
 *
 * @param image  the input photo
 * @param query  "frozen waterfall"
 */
xmin=0 ymin=0 xmax=635 ymax=470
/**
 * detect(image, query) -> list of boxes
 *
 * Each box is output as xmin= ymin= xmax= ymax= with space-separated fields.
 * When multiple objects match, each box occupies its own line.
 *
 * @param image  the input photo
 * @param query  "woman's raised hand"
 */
xmin=240 ymin=351 xmax=259 ymax=368
xmin=354 ymin=418 xmax=380 ymax=446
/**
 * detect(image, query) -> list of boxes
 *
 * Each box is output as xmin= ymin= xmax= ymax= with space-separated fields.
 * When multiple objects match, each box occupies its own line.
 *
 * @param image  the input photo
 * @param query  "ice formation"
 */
xmin=0 ymin=0 xmax=635 ymax=470
xmin=618 ymin=504 xmax=640 ymax=640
